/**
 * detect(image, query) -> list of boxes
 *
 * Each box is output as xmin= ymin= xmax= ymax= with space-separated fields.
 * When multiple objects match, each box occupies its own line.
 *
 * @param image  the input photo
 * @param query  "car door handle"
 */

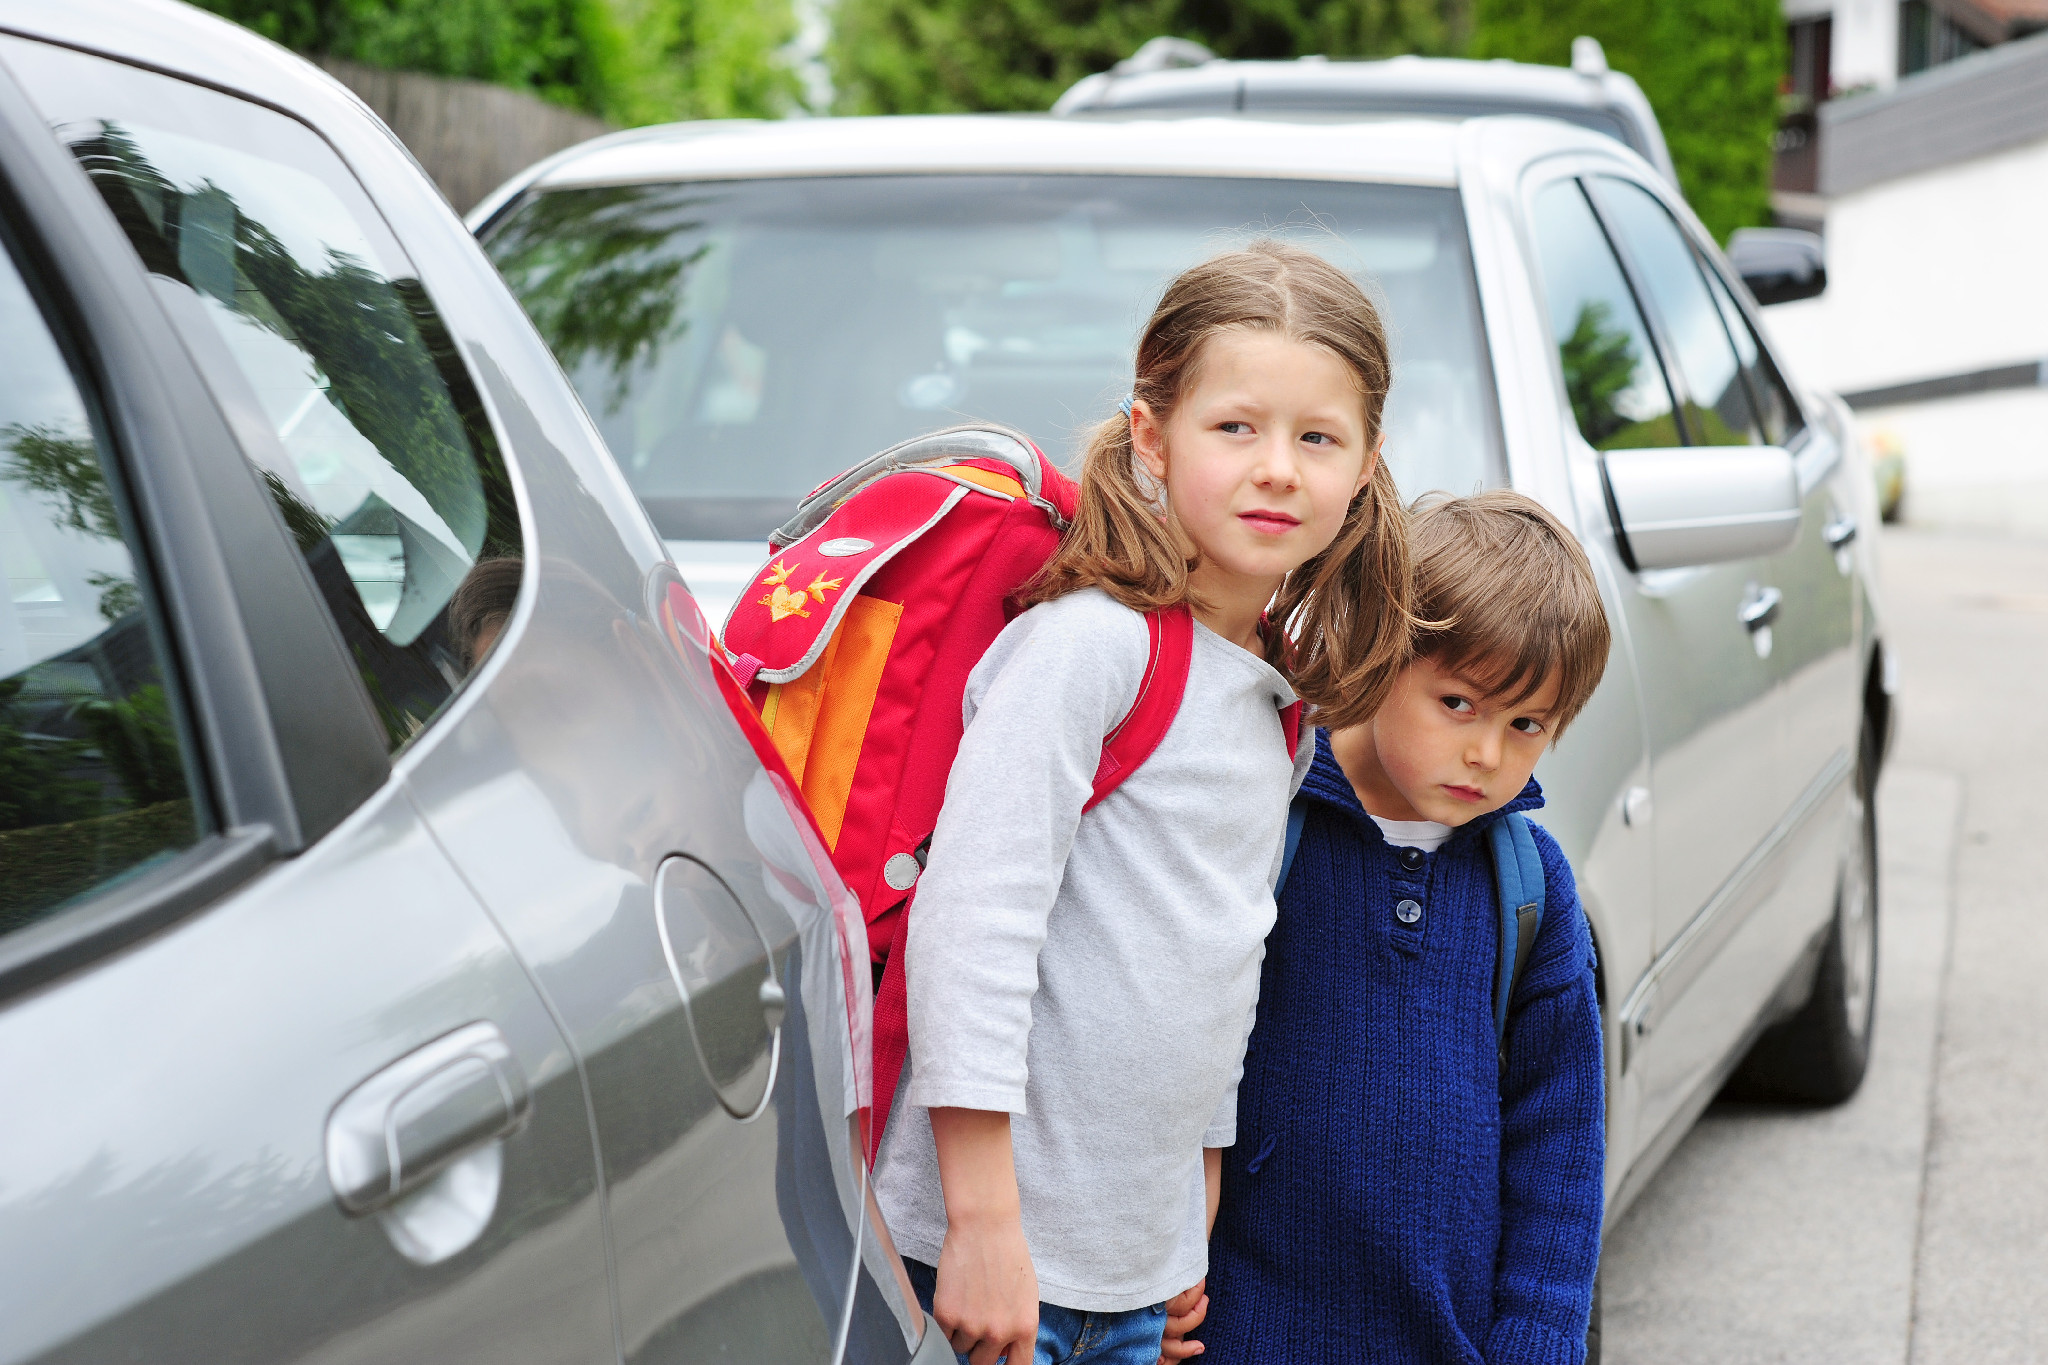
xmin=1824 ymin=516 xmax=1858 ymax=549
xmin=326 ymin=1021 xmax=531 ymax=1216
xmin=1739 ymin=585 xmax=1782 ymax=631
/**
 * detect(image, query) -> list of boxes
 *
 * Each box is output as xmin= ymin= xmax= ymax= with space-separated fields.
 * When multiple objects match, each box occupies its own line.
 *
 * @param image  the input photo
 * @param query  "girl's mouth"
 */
xmin=1238 ymin=510 xmax=1301 ymax=534
xmin=1443 ymin=784 xmax=1486 ymax=803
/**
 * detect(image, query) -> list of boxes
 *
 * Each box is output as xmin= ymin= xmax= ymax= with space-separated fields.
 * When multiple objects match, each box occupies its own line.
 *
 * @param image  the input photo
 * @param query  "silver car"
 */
xmin=0 ymin=3 xmax=943 ymax=1362
xmin=474 ymin=111 xmax=1892 ymax=1234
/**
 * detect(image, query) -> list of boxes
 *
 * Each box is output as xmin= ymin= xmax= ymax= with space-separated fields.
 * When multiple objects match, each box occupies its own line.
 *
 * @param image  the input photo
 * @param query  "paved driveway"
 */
xmin=1602 ymin=527 xmax=2048 ymax=1364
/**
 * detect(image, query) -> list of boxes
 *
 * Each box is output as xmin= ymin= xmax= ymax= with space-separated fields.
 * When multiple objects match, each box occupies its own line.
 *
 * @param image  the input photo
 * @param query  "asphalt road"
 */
xmin=1601 ymin=527 xmax=2048 ymax=1364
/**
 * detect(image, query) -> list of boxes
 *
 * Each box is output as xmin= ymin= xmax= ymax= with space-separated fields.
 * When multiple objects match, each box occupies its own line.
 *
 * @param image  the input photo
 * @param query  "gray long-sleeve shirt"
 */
xmin=872 ymin=587 xmax=1313 ymax=1312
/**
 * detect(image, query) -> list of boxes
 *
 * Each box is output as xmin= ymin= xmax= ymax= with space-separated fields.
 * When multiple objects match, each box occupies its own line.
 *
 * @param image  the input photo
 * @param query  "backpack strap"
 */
xmin=1487 ymin=811 xmax=1546 ymax=1067
xmin=1085 ymin=605 xmax=1194 ymax=810
xmin=1278 ymin=800 xmax=1308 ymax=892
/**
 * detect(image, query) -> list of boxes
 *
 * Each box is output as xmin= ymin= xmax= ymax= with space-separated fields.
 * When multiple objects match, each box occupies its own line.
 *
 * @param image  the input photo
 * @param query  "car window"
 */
xmin=9 ymin=42 xmax=525 ymax=751
xmin=1589 ymin=177 xmax=1761 ymax=448
xmin=1528 ymin=178 xmax=1680 ymax=451
xmin=0 ymin=232 xmax=203 ymax=936
xmin=1697 ymin=251 xmax=1805 ymax=447
xmin=483 ymin=175 xmax=1503 ymax=537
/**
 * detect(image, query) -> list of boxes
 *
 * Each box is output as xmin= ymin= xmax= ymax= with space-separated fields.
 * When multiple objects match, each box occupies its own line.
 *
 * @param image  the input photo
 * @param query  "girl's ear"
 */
xmin=1131 ymin=401 xmax=1169 ymax=481
xmin=1355 ymin=433 xmax=1384 ymax=497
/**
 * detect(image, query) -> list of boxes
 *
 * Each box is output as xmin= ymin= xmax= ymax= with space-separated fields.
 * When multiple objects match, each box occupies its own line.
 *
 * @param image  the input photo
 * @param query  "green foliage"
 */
xmin=830 ymin=0 xmax=1469 ymax=115
xmin=0 ymin=678 xmax=96 ymax=834
xmin=1472 ymin=0 xmax=1784 ymax=242
xmin=70 ymin=687 xmax=188 ymax=809
xmin=484 ymin=185 xmax=696 ymax=408
xmin=189 ymin=0 xmax=800 ymax=123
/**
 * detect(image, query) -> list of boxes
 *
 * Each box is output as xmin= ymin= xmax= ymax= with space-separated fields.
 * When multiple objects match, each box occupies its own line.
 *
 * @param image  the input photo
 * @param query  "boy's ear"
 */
xmin=1131 ymin=401 xmax=1170 ymax=481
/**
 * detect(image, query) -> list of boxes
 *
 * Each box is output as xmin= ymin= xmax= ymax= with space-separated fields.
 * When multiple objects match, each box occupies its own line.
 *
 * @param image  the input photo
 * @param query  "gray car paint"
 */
xmin=0 ymin=2 xmax=925 ymax=1361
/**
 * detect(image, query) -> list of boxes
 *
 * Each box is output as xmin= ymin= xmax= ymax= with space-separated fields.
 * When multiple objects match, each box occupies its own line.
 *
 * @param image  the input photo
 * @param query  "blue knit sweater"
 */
xmin=1198 ymin=730 xmax=1605 ymax=1365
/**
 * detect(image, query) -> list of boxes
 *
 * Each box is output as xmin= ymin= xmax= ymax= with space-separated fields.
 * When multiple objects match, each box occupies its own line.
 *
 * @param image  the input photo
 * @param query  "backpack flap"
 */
xmin=722 ymin=472 xmax=971 ymax=688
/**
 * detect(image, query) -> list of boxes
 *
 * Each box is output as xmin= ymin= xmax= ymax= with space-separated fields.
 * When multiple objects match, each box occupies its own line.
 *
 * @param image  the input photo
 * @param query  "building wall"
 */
xmin=1766 ymin=133 xmax=2048 ymax=531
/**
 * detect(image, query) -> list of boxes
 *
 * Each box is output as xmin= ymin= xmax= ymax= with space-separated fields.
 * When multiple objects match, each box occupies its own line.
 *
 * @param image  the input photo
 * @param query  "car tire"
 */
xmin=1728 ymin=733 xmax=1880 ymax=1104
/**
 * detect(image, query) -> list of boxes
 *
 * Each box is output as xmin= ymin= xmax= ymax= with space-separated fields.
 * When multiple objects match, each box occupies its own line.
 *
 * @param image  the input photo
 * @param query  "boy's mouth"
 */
xmin=1442 ymin=784 xmax=1486 ymax=804
xmin=1238 ymin=510 xmax=1301 ymax=534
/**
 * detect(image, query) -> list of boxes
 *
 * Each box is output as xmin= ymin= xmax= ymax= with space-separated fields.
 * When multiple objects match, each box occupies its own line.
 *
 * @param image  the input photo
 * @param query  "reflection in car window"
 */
xmin=1529 ymin=179 xmax=1680 ymax=451
xmin=12 ymin=43 xmax=524 ymax=750
xmin=1697 ymin=251 xmax=1805 ymax=447
xmin=0 ymin=235 xmax=202 ymax=935
xmin=484 ymin=176 xmax=1503 ymax=538
xmin=1590 ymin=178 xmax=1760 ymax=448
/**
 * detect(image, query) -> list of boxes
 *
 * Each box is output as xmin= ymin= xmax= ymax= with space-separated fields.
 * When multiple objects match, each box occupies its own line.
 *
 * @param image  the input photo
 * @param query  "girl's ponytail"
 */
xmin=1269 ymin=451 xmax=1414 ymax=730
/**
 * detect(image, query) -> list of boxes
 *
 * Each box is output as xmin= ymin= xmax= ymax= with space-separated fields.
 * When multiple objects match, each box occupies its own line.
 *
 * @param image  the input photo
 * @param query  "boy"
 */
xmin=1187 ymin=489 xmax=1610 ymax=1364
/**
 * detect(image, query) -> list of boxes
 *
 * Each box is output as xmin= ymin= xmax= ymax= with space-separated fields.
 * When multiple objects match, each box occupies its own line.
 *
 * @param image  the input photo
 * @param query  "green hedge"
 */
xmin=829 ymin=0 xmax=1469 ymax=116
xmin=1472 ymin=0 xmax=1784 ymax=242
xmin=190 ymin=0 xmax=801 ymax=123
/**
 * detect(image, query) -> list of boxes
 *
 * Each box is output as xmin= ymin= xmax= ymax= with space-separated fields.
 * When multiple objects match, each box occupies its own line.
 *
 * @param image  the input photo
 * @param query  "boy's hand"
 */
xmin=1157 ymin=1279 xmax=1208 ymax=1362
xmin=930 ymin=1108 xmax=1037 ymax=1365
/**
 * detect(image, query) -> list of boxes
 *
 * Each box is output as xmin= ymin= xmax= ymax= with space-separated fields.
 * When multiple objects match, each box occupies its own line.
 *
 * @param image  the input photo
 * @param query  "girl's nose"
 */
xmin=1253 ymin=437 xmax=1302 ymax=491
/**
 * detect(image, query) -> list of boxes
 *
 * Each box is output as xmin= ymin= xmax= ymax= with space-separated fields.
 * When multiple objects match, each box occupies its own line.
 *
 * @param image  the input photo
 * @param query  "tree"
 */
xmin=190 ymin=0 xmax=800 ymax=124
xmin=830 ymin=0 xmax=1471 ymax=116
xmin=1472 ymin=0 xmax=1783 ymax=242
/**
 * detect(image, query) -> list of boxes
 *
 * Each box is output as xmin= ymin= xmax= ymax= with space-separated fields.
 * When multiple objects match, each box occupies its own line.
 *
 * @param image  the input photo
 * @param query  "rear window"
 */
xmin=482 ymin=174 xmax=1501 ymax=540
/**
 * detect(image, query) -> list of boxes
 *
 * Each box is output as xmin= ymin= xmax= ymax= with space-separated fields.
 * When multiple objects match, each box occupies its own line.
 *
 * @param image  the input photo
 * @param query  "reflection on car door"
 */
xmin=0 ymin=88 xmax=611 ymax=1360
xmin=1528 ymin=174 xmax=1790 ymax=1147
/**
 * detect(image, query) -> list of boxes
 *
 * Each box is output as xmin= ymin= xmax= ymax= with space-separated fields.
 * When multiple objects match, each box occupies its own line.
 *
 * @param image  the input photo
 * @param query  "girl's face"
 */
xmin=1132 ymin=330 xmax=1377 ymax=607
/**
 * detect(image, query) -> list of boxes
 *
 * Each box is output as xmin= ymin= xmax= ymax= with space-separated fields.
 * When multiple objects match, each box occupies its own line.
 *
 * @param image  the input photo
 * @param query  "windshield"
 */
xmin=484 ymin=174 xmax=1501 ymax=540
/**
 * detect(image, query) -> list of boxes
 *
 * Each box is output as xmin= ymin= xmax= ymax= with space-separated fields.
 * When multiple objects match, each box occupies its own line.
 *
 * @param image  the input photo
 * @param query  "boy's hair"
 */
xmin=1408 ymin=490 xmax=1609 ymax=738
xmin=1023 ymin=239 xmax=1413 ymax=730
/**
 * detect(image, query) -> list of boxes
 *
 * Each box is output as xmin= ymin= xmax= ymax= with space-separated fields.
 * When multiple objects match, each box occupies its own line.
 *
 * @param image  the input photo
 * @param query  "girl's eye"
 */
xmin=1219 ymin=421 xmax=1251 ymax=435
xmin=1510 ymin=717 xmax=1546 ymax=735
xmin=1301 ymin=431 xmax=1333 ymax=446
xmin=1441 ymin=695 xmax=1474 ymax=715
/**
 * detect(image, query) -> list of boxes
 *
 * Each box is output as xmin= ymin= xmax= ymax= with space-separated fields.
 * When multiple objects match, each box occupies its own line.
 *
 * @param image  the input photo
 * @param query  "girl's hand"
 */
xmin=934 ymin=1211 xmax=1039 ymax=1365
xmin=930 ymin=1107 xmax=1037 ymax=1365
xmin=1157 ymin=1278 xmax=1208 ymax=1361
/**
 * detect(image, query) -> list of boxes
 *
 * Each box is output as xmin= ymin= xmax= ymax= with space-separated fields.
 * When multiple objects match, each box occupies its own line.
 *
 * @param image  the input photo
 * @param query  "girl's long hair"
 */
xmin=1022 ymin=239 xmax=1414 ymax=729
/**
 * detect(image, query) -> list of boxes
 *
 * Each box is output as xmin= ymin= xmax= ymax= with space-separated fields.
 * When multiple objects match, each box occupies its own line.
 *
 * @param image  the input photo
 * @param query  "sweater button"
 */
xmin=1399 ymin=847 xmax=1424 ymax=870
xmin=1395 ymin=898 xmax=1422 ymax=924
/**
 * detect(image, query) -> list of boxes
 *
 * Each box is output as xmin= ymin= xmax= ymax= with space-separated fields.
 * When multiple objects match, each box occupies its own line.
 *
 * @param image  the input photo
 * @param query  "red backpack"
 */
xmin=720 ymin=426 xmax=1298 ymax=1160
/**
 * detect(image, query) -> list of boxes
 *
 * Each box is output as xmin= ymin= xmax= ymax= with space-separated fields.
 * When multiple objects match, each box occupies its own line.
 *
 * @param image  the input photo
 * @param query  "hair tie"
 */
xmin=1119 ymin=395 xmax=1134 ymax=418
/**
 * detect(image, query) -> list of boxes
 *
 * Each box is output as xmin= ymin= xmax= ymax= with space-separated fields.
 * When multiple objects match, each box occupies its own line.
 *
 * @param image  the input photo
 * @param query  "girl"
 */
xmin=871 ymin=240 xmax=1411 ymax=1365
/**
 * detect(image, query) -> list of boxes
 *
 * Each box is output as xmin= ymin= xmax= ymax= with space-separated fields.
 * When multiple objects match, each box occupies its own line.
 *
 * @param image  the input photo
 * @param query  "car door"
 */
xmin=1525 ymin=171 xmax=1798 ymax=1149
xmin=0 ymin=45 xmax=611 ymax=1365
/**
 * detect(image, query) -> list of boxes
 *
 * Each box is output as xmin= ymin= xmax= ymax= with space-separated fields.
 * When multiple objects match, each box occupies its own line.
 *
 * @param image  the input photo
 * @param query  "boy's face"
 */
xmin=1339 ymin=653 xmax=1561 ymax=827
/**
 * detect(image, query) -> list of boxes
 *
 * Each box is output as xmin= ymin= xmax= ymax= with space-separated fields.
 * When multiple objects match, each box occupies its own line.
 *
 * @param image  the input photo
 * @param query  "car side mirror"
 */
xmin=1727 ymin=228 xmax=1826 ymax=305
xmin=1601 ymin=446 xmax=1802 ymax=571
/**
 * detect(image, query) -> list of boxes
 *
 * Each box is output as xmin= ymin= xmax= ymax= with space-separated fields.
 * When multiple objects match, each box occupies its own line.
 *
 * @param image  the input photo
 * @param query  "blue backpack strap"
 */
xmin=1278 ymin=800 xmax=1308 ymax=894
xmin=1487 ymin=812 xmax=1546 ymax=1061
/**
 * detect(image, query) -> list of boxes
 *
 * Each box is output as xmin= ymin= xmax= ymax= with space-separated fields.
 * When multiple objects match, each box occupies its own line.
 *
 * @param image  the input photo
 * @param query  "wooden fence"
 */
xmin=316 ymin=57 xmax=612 ymax=215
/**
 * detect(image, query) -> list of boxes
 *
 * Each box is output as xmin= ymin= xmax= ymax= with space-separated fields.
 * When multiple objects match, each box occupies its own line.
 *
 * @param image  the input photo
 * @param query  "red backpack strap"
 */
xmin=1086 ymin=605 xmax=1194 ymax=811
xmin=1279 ymin=699 xmax=1303 ymax=758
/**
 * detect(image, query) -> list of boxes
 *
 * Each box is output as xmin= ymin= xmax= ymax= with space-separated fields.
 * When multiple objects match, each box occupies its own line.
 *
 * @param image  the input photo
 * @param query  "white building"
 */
xmin=1763 ymin=26 xmax=2048 ymax=531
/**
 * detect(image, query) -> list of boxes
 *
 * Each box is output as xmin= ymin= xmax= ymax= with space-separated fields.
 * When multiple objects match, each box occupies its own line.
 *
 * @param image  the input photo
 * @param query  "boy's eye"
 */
xmin=1510 ymin=717 xmax=1546 ymax=735
xmin=1441 ymin=695 xmax=1474 ymax=715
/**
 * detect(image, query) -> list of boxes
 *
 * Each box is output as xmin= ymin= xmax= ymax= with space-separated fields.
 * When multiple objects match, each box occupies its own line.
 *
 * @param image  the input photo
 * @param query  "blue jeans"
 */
xmin=902 ymin=1257 xmax=1168 ymax=1365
